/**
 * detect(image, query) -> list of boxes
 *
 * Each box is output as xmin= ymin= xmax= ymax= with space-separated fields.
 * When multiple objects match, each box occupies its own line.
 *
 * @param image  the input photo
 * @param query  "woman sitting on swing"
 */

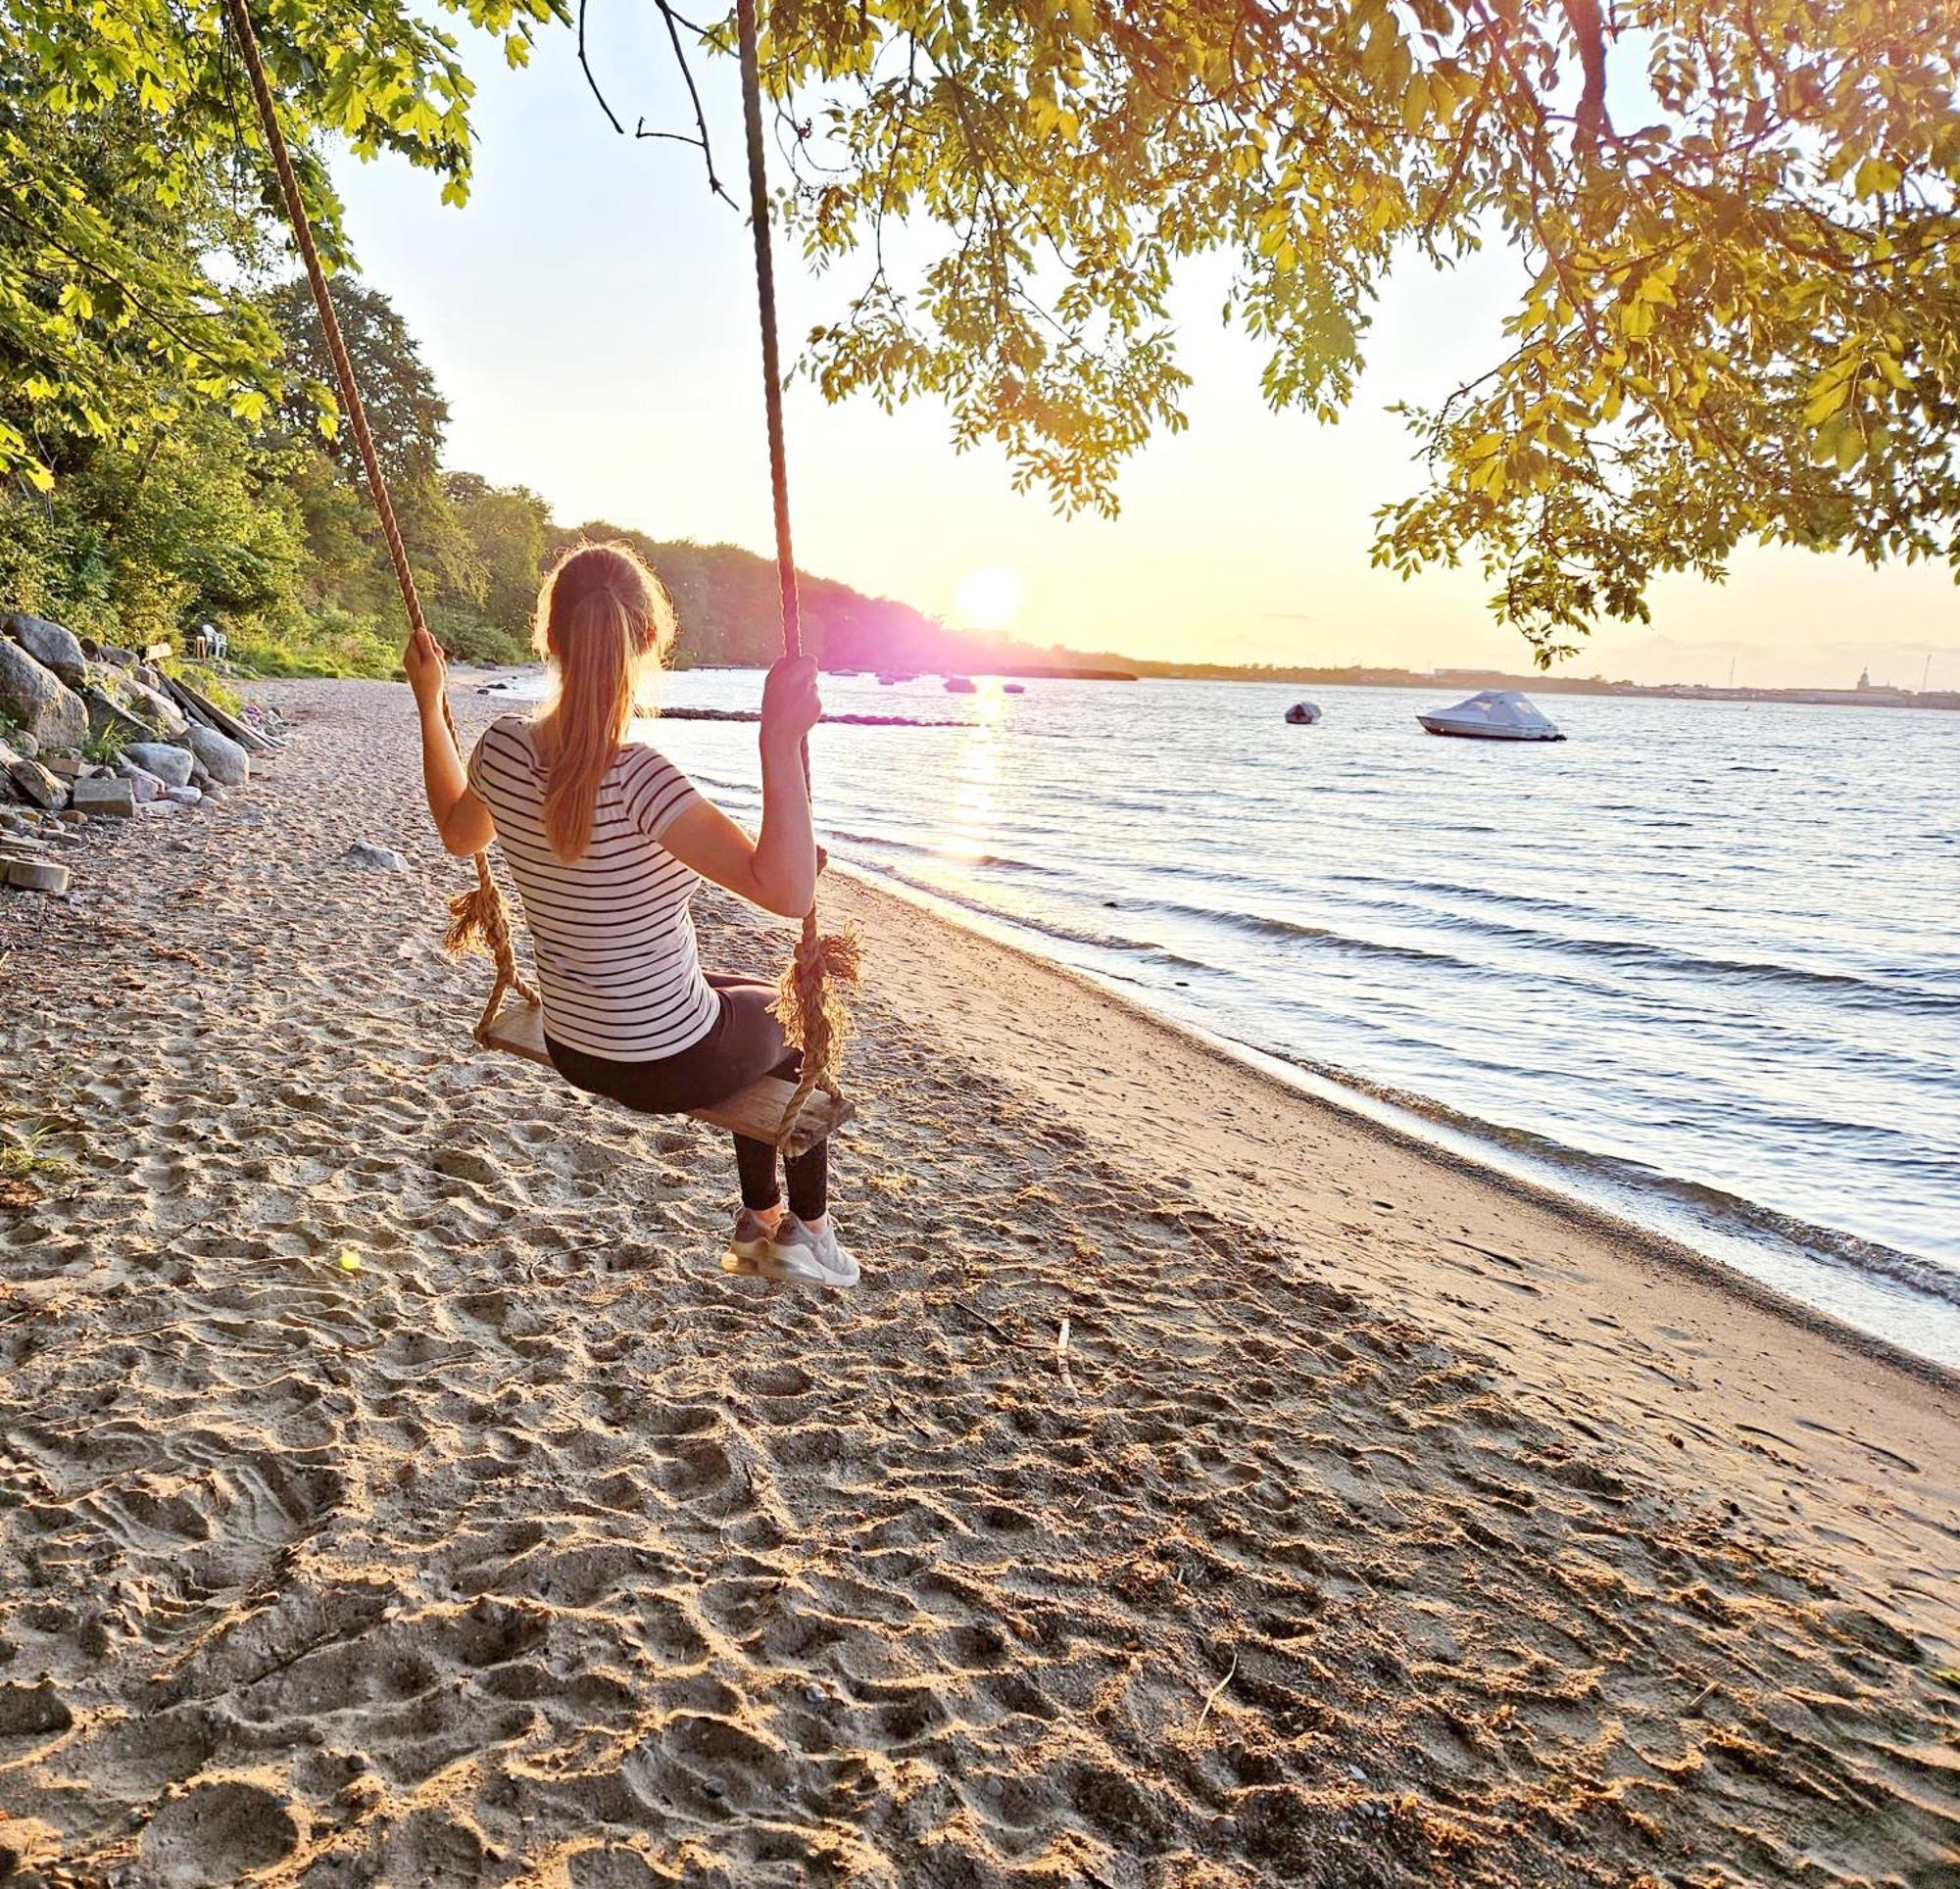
xmin=404 ymin=541 xmax=857 ymax=1290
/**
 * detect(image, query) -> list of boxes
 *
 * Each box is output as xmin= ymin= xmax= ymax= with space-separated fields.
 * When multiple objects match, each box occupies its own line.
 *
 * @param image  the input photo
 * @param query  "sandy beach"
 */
xmin=2 ymin=676 xmax=1955 ymax=1886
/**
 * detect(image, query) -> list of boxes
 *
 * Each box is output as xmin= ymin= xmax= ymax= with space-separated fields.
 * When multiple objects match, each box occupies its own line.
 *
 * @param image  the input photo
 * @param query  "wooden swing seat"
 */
xmin=478 ymin=999 xmax=852 ymax=1158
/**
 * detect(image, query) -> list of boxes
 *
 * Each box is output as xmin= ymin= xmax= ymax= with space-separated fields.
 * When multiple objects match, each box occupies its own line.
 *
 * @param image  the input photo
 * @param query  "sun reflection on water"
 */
xmin=938 ymin=685 xmax=1007 ymax=863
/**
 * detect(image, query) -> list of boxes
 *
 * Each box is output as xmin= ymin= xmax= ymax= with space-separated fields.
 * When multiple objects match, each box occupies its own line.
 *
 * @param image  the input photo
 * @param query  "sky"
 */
xmin=330 ymin=14 xmax=1959 ymax=691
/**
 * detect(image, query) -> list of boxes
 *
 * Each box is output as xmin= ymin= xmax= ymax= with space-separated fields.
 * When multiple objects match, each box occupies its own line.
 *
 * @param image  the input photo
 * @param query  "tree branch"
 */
xmin=576 ymin=0 xmax=625 ymax=135
xmin=653 ymin=0 xmax=734 ymax=205
xmin=1560 ymin=0 xmax=1613 ymax=160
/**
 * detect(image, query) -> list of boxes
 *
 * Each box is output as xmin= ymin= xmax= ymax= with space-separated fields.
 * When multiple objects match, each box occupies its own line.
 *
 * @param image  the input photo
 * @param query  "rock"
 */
xmin=8 ymin=759 xmax=67 ymax=811
xmin=122 ymin=742 xmax=195 ymax=788
xmin=45 ymin=757 xmax=86 ymax=781
xmin=2 ymin=613 xmax=87 ymax=686
xmin=84 ymin=668 xmax=187 ymax=740
xmin=3 ymin=858 xmax=68 ymax=894
xmin=113 ymin=758 xmax=167 ymax=803
xmin=186 ymin=723 xmax=250 ymax=787
xmin=71 ymin=777 xmax=135 ymax=819
xmin=11 ymin=731 xmax=37 ymax=760
xmin=345 ymin=842 xmax=409 ymax=870
xmin=0 ymin=638 xmax=89 ymax=751
xmin=163 ymin=784 xmax=203 ymax=806
xmin=58 ymin=810 xmax=87 ymax=827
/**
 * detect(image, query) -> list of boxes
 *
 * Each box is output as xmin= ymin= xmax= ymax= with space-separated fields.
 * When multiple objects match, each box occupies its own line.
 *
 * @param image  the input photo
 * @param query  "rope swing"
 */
xmin=220 ymin=0 xmax=857 ymax=1150
xmin=731 ymin=0 xmax=862 ymax=1151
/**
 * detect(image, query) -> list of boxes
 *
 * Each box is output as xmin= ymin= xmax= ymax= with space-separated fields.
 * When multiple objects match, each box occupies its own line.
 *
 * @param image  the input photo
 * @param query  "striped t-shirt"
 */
xmin=466 ymin=715 xmax=718 ymax=1060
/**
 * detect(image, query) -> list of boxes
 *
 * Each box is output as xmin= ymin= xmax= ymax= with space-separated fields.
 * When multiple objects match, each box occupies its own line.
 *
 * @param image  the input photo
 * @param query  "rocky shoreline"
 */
xmin=0 ymin=613 xmax=289 ymax=897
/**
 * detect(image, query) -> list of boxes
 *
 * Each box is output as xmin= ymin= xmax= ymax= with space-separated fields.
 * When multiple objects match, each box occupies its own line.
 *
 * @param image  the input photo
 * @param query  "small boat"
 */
xmin=1284 ymin=701 xmax=1321 ymax=725
xmin=943 ymin=675 xmax=977 ymax=694
xmin=876 ymin=672 xmax=905 ymax=685
xmin=1003 ymin=681 xmax=1026 ymax=695
xmin=1416 ymin=689 xmax=1565 ymax=741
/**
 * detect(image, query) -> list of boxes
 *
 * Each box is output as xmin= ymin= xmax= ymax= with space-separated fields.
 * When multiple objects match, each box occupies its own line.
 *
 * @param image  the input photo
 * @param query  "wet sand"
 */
xmin=0 ymin=677 xmax=1954 ymax=1885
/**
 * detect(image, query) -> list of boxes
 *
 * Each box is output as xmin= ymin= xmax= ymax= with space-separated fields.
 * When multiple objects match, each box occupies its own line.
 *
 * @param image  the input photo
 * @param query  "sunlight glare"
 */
xmin=955 ymin=565 xmax=1025 ymax=632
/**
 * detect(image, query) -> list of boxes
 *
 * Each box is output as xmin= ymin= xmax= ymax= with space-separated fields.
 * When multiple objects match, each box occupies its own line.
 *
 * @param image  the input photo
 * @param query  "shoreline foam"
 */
xmin=825 ymin=854 xmax=1960 ymax=1380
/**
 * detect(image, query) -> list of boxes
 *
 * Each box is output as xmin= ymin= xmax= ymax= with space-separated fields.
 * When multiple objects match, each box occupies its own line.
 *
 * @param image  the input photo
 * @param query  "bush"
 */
xmin=231 ymin=608 xmax=400 ymax=679
xmin=423 ymin=603 xmax=533 ymax=667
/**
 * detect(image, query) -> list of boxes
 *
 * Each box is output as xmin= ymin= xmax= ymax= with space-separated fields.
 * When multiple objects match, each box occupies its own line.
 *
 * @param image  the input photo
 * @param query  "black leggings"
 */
xmin=546 ymin=972 xmax=827 ymax=1220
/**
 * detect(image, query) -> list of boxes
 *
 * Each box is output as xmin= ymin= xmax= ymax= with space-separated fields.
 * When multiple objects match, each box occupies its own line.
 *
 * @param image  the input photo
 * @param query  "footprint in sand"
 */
xmin=134 ymin=1776 xmax=304 ymax=1886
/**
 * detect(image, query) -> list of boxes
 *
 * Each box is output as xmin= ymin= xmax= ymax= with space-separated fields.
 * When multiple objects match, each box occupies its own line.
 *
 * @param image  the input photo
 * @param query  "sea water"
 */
xmin=503 ymin=668 xmax=1960 ymax=1367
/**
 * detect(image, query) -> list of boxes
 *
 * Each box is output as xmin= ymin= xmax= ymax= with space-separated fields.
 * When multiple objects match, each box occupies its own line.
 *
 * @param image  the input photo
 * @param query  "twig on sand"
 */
xmin=1198 ymin=1648 xmax=1238 ymax=1725
xmin=1056 ymin=1316 xmax=1077 ymax=1395
xmin=953 ymin=1301 xmax=1014 ymax=1345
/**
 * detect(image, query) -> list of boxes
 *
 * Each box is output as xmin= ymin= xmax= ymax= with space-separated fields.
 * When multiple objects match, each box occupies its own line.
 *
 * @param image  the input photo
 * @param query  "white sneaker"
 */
xmin=721 ymin=1207 xmax=779 ymax=1276
xmin=755 ymin=1213 xmax=858 ymax=1289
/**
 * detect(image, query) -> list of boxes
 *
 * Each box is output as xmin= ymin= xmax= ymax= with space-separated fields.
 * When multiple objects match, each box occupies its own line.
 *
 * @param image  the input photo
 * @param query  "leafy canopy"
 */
xmin=8 ymin=0 xmax=1960 ymax=658
xmin=0 ymin=0 xmax=563 ymax=485
xmin=760 ymin=0 xmax=1960 ymax=656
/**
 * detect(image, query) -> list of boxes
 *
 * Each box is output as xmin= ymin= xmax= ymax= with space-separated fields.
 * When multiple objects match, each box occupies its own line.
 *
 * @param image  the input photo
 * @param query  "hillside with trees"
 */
xmin=1 ymin=239 xmax=970 ymax=678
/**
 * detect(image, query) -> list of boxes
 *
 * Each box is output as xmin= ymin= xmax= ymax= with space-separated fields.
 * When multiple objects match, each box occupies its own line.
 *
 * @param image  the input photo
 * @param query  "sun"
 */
xmin=955 ymin=565 xmax=1025 ymax=633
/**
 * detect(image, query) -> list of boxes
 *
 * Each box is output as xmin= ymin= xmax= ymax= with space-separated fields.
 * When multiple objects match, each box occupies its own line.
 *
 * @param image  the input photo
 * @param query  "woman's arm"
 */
xmin=404 ymin=629 xmax=496 ymax=857
xmin=662 ymin=655 xmax=821 ymax=918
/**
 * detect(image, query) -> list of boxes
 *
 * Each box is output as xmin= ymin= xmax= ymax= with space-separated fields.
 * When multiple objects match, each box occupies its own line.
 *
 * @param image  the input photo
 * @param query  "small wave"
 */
xmin=1260 ymin=1050 xmax=1960 ymax=1312
xmin=1120 ymin=893 xmax=1960 ymax=1017
xmin=863 ymin=863 xmax=1155 ymax=957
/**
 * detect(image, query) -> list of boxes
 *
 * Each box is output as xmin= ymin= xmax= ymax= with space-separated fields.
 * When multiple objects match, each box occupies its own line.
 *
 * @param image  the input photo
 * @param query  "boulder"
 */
xmin=113 ymin=758 xmax=167 ymax=803
xmin=2 ymin=613 xmax=87 ymax=685
xmin=8 ymin=759 xmax=68 ymax=811
xmin=122 ymin=742 xmax=195 ymax=789
xmin=163 ymin=784 xmax=203 ymax=807
xmin=10 ymin=730 xmax=37 ymax=760
xmin=85 ymin=668 xmax=187 ymax=740
xmin=186 ymin=723 xmax=250 ymax=787
xmin=0 ymin=639 xmax=89 ymax=751
xmin=72 ymin=776 xmax=135 ymax=818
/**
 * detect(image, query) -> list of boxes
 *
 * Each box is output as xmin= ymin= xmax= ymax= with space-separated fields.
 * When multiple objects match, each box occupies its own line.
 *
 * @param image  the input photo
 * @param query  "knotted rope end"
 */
xmin=770 ymin=917 xmax=862 ymax=1150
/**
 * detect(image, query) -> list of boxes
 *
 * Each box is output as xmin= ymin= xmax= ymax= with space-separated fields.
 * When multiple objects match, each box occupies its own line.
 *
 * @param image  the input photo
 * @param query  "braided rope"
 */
xmin=735 ymin=0 xmax=858 ymax=1150
xmin=220 ymin=0 xmax=536 ymax=1025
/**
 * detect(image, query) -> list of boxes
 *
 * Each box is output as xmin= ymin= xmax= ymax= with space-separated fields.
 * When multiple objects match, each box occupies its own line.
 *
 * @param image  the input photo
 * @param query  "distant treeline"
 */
xmin=0 ymin=244 xmax=1025 ymax=681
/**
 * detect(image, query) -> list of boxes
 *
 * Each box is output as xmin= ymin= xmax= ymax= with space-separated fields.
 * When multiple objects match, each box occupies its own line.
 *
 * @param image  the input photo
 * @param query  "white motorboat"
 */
xmin=1416 ymin=689 xmax=1564 ymax=741
xmin=1284 ymin=700 xmax=1321 ymax=725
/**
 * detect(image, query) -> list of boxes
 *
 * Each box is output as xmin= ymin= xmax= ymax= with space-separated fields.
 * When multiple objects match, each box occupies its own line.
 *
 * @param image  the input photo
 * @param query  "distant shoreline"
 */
xmin=469 ymin=656 xmax=1955 ymax=710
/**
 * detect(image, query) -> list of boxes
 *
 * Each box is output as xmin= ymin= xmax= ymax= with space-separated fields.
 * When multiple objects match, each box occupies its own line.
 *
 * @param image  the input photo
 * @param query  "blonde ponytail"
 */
xmin=532 ymin=543 xmax=676 ymax=861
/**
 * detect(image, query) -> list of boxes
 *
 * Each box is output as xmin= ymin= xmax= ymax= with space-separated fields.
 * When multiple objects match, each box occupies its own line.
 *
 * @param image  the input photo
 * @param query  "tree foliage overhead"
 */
xmin=0 ymin=0 xmax=564 ymax=485
xmin=7 ymin=0 xmax=1960 ymax=660
xmin=762 ymin=0 xmax=1960 ymax=655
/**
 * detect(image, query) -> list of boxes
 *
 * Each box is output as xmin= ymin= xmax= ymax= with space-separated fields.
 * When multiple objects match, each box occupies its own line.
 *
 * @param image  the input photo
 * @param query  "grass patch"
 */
xmin=81 ymin=721 xmax=128 ymax=765
xmin=168 ymin=659 xmax=244 ymax=715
